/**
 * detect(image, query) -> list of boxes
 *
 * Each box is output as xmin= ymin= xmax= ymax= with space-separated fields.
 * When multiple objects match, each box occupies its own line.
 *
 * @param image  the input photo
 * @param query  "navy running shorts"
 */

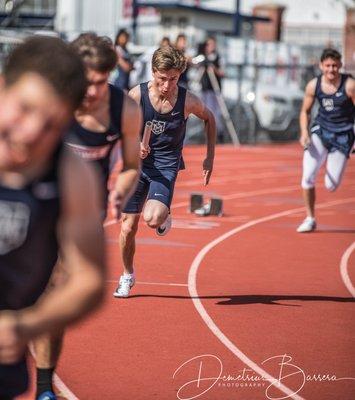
xmin=0 ymin=360 xmax=28 ymax=398
xmin=311 ymin=124 xmax=355 ymax=158
xmin=123 ymin=167 xmax=178 ymax=214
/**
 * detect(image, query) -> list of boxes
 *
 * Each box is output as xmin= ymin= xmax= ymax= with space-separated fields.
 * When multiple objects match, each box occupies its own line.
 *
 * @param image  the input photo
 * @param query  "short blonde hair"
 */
xmin=152 ymin=45 xmax=187 ymax=73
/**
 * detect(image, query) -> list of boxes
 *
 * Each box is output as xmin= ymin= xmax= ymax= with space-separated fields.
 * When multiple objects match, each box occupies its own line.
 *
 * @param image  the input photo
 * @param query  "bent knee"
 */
xmin=121 ymin=217 xmax=139 ymax=237
xmin=143 ymin=212 xmax=166 ymax=228
xmin=301 ymin=176 xmax=315 ymax=190
xmin=143 ymin=215 xmax=162 ymax=228
xmin=325 ymin=179 xmax=339 ymax=192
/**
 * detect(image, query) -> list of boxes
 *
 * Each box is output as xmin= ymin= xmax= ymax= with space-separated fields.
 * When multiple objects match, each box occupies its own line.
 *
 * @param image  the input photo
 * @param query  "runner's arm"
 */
xmin=110 ymin=94 xmax=142 ymax=220
xmin=15 ymin=151 xmax=106 ymax=338
xmin=186 ymin=91 xmax=216 ymax=185
xmin=128 ymin=84 xmax=141 ymax=105
xmin=345 ymin=77 xmax=355 ymax=105
xmin=299 ymin=78 xmax=316 ymax=148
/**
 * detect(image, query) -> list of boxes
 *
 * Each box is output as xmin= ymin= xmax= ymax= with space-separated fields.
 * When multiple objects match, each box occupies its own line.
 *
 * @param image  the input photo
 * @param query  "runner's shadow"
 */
xmin=314 ymin=229 xmax=355 ymax=234
xmin=215 ymin=294 xmax=355 ymax=306
xmin=128 ymin=294 xmax=355 ymax=307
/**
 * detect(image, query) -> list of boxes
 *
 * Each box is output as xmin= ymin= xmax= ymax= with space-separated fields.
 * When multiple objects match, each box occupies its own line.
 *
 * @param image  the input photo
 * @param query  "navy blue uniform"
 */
xmin=123 ymin=82 xmax=187 ymax=213
xmin=65 ymin=85 xmax=124 ymax=208
xmin=312 ymin=73 xmax=354 ymax=156
xmin=0 ymin=146 xmax=62 ymax=398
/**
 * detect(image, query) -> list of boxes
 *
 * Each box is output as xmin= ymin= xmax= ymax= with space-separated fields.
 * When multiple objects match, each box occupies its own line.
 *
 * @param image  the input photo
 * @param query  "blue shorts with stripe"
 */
xmin=123 ymin=167 xmax=178 ymax=214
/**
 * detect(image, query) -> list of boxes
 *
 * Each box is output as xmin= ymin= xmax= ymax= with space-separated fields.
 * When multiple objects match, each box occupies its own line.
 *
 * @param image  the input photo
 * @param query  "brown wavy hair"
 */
xmin=152 ymin=45 xmax=187 ymax=73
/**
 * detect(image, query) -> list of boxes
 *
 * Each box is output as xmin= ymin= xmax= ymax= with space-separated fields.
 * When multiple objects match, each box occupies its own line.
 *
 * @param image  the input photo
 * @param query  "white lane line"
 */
xmin=178 ymin=170 xmax=299 ymax=187
xmin=170 ymin=184 xmax=300 ymax=211
xmin=103 ymin=184 xmax=301 ymax=227
xmin=340 ymin=242 xmax=355 ymax=297
xmin=53 ymin=375 xmax=79 ymax=400
xmin=160 ymin=179 xmax=354 ymax=210
xmin=107 ymin=280 xmax=188 ymax=287
xmin=103 ymin=180 xmax=355 ymax=227
xmin=188 ymin=197 xmax=355 ymax=400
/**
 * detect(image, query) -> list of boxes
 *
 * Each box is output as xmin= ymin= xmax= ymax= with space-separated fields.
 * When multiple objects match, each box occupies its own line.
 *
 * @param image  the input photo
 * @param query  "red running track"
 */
xmin=20 ymin=143 xmax=355 ymax=400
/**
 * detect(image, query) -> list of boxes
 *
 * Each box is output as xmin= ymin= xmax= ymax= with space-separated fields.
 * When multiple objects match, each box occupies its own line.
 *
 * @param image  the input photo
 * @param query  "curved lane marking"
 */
xmin=188 ymin=197 xmax=355 ymax=400
xmin=340 ymin=242 xmax=355 ymax=297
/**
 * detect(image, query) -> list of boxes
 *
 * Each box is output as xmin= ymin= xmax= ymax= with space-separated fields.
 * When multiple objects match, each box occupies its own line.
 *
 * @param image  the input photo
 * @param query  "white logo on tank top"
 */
xmin=335 ymin=92 xmax=342 ymax=97
xmin=0 ymin=201 xmax=30 ymax=255
xmin=151 ymin=119 xmax=166 ymax=135
xmin=171 ymin=111 xmax=180 ymax=116
xmin=322 ymin=98 xmax=334 ymax=112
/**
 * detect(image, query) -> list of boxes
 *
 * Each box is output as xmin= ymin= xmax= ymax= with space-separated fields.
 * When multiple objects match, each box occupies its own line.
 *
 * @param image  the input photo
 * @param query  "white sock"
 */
xmin=305 ymin=216 xmax=315 ymax=221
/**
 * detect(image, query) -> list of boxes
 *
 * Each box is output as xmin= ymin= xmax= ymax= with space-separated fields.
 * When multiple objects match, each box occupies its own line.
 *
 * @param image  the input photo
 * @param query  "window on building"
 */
xmin=0 ymin=0 xmax=56 ymax=14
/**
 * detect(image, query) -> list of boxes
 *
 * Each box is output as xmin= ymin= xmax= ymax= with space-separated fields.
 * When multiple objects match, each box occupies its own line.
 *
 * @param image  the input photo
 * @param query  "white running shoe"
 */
xmin=113 ymin=274 xmax=135 ymax=298
xmin=296 ymin=217 xmax=316 ymax=233
xmin=156 ymin=214 xmax=172 ymax=236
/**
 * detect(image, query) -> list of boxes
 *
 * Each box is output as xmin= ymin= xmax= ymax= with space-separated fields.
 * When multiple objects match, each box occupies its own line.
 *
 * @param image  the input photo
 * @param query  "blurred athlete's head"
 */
xmin=71 ymin=33 xmax=117 ymax=110
xmin=319 ymin=48 xmax=342 ymax=82
xmin=0 ymin=36 xmax=87 ymax=170
xmin=151 ymin=45 xmax=186 ymax=96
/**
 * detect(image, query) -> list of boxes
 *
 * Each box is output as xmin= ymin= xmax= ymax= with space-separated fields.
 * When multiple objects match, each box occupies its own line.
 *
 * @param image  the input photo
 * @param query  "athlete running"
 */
xmin=0 ymin=36 xmax=105 ymax=400
xmin=114 ymin=45 xmax=216 ymax=298
xmin=33 ymin=33 xmax=141 ymax=400
xmin=298 ymin=48 xmax=355 ymax=233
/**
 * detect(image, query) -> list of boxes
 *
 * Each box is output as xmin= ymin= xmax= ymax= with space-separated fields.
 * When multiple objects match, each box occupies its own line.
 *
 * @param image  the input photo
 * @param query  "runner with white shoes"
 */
xmin=298 ymin=48 xmax=355 ymax=233
xmin=114 ymin=45 xmax=216 ymax=298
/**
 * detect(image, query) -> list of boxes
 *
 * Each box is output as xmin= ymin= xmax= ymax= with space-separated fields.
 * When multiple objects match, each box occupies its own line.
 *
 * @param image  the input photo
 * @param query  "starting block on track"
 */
xmin=189 ymin=193 xmax=223 ymax=217
xmin=190 ymin=193 xmax=204 ymax=212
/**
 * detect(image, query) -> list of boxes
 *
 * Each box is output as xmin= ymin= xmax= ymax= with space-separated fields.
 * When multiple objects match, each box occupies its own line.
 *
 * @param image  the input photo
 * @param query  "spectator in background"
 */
xmin=174 ymin=33 xmax=191 ymax=89
xmin=113 ymin=29 xmax=134 ymax=91
xmin=131 ymin=36 xmax=172 ymax=86
xmin=160 ymin=36 xmax=171 ymax=48
xmin=199 ymin=36 xmax=225 ymax=143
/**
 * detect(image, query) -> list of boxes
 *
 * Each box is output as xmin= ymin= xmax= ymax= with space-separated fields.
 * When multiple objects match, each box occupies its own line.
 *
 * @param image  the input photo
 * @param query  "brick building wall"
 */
xmin=253 ymin=4 xmax=285 ymax=42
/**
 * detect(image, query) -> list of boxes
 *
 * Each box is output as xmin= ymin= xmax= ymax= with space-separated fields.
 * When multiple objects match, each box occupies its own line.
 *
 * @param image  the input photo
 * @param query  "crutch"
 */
xmin=206 ymin=66 xmax=240 ymax=146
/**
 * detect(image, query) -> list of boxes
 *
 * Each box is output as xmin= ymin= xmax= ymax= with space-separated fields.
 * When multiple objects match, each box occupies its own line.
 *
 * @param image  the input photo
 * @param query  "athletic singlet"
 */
xmin=0 ymin=145 xmax=62 ymax=311
xmin=140 ymin=82 xmax=187 ymax=171
xmin=315 ymin=74 xmax=354 ymax=133
xmin=66 ymin=84 xmax=124 ymax=183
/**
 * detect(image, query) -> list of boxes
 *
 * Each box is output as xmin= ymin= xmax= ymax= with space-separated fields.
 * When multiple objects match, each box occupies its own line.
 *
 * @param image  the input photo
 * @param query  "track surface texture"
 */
xmin=20 ymin=143 xmax=355 ymax=400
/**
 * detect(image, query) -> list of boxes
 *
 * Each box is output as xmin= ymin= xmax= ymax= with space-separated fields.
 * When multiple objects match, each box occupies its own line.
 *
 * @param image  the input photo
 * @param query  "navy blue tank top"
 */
xmin=0 ymin=146 xmax=62 ymax=311
xmin=66 ymin=84 xmax=124 ymax=183
xmin=315 ymin=74 xmax=354 ymax=132
xmin=140 ymin=82 xmax=187 ymax=171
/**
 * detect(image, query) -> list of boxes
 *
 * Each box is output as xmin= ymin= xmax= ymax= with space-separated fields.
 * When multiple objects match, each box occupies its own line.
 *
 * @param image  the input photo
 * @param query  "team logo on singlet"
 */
xmin=0 ymin=201 xmax=30 ymax=255
xmin=152 ymin=119 xmax=166 ymax=135
xmin=322 ymin=98 xmax=334 ymax=112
